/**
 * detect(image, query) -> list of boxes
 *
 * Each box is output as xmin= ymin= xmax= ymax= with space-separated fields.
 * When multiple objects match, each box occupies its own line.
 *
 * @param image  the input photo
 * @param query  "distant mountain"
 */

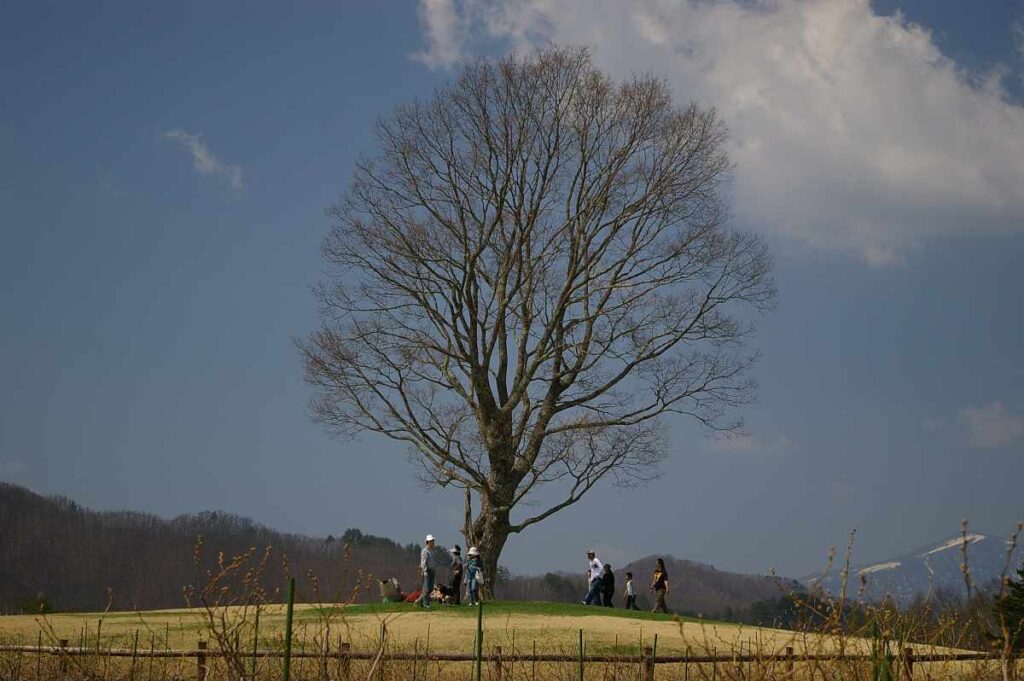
xmin=807 ymin=532 xmax=1024 ymax=605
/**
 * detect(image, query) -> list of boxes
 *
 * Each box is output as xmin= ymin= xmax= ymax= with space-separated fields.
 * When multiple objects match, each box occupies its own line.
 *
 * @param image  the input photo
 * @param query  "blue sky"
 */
xmin=1 ymin=0 xmax=1022 ymax=578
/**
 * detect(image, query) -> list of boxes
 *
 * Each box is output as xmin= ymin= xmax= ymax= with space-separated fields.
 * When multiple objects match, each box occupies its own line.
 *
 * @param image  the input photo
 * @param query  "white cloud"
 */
xmin=414 ymin=0 xmax=1024 ymax=265
xmin=958 ymin=401 xmax=1024 ymax=448
xmin=413 ymin=0 xmax=468 ymax=68
xmin=162 ymin=129 xmax=243 ymax=190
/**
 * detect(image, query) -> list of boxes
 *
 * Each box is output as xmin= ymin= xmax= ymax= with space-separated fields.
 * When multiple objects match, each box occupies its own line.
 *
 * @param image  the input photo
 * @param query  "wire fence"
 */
xmin=0 ymin=641 xmax=1016 ymax=681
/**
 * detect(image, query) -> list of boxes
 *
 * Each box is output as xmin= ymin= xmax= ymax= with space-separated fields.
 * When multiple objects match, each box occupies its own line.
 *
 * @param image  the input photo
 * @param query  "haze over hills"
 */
xmin=3 ymin=481 xmax=1020 ymax=617
xmin=0 ymin=481 xmax=797 ymax=617
xmin=807 ymin=532 xmax=1024 ymax=605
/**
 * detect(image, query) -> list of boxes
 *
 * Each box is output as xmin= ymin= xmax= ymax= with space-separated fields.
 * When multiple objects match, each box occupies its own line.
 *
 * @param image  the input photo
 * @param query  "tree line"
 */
xmin=0 ymin=482 xmax=420 ymax=613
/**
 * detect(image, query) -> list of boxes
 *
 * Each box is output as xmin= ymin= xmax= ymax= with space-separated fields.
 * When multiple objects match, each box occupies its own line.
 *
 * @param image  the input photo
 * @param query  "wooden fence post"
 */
xmin=319 ymin=636 xmax=329 ymax=681
xmin=340 ymin=642 xmax=351 ymax=681
xmin=492 ymin=646 xmax=503 ymax=681
xmin=641 ymin=646 xmax=654 ymax=681
xmin=251 ymin=605 xmax=261 ymax=681
xmin=130 ymin=630 xmax=139 ymax=681
xmin=197 ymin=640 xmax=207 ymax=681
xmin=901 ymin=647 xmax=914 ymax=679
xmin=378 ymin=622 xmax=386 ymax=681
xmin=578 ymin=629 xmax=584 ymax=681
xmin=651 ymin=634 xmax=658 ymax=681
xmin=59 ymin=639 xmax=69 ymax=675
xmin=785 ymin=646 xmax=795 ymax=675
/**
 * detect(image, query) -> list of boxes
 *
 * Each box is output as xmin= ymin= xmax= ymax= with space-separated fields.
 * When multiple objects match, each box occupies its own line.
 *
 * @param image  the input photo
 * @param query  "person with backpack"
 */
xmin=466 ymin=546 xmax=484 ymax=605
xmin=650 ymin=558 xmax=670 ymax=613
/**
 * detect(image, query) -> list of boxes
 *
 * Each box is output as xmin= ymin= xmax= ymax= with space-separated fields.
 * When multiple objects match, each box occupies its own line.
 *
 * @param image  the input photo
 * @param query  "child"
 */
xmin=600 ymin=563 xmax=615 ymax=607
xmin=466 ymin=546 xmax=484 ymax=605
xmin=624 ymin=572 xmax=639 ymax=610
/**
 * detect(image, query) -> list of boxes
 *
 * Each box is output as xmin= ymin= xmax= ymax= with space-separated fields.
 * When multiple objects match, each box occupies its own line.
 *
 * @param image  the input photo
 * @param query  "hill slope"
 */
xmin=621 ymin=555 xmax=801 ymax=617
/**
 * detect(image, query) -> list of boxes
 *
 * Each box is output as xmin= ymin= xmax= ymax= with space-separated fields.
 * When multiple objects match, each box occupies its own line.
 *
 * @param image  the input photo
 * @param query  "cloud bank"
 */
xmin=414 ymin=0 xmax=1024 ymax=265
xmin=958 ymin=401 xmax=1024 ymax=448
xmin=162 ymin=129 xmax=243 ymax=190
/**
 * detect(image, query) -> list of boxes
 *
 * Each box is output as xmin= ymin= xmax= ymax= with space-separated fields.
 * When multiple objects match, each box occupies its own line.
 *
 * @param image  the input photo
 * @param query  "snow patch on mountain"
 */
xmin=919 ymin=534 xmax=986 ymax=557
xmin=858 ymin=561 xmax=901 ymax=575
xmin=807 ymin=531 xmax=1022 ymax=604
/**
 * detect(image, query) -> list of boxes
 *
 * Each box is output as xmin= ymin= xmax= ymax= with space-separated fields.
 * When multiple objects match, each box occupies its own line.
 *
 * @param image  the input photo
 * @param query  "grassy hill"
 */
xmin=0 ymin=600 xmax=806 ymax=655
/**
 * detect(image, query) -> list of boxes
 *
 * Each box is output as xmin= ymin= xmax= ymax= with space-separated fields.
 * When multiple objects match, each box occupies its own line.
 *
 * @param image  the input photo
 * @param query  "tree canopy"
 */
xmin=300 ymin=47 xmax=775 ymax=576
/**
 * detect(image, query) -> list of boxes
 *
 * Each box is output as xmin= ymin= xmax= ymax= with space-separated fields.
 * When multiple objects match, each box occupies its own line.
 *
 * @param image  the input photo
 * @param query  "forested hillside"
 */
xmin=0 ymin=482 xmax=420 ymax=613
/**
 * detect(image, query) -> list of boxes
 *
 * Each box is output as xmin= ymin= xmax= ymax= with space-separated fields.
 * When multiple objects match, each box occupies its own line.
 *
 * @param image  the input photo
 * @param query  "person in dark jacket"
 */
xmin=449 ymin=545 xmax=464 ymax=605
xmin=600 ymin=563 xmax=615 ymax=607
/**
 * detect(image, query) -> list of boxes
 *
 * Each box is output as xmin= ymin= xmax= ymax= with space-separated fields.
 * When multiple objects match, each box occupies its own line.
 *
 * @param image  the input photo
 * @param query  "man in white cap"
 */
xmin=417 ymin=534 xmax=438 ymax=608
xmin=582 ymin=549 xmax=603 ymax=605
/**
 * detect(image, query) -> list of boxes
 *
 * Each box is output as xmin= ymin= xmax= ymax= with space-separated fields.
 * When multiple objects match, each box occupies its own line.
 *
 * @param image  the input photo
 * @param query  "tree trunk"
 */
xmin=466 ymin=497 xmax=511 ymax=601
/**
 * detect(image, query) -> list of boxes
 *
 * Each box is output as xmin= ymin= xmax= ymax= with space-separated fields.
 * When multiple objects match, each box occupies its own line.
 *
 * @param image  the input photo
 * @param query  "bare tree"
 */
xmin=299 ymin=47 xmax=775 ymax=584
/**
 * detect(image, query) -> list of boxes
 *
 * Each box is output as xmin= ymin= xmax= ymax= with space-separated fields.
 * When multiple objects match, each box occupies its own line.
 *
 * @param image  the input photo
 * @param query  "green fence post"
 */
xmin=476 ymin=601 xmax=484 ymax=681
xmin=282 ymin=577 xmax=296 ymax=681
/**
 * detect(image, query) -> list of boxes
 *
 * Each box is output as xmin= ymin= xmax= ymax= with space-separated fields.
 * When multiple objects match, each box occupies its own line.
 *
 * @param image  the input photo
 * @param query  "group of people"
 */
xmin=385 ymin=537 xmax=672 ymax=614
xmin=414 ymin=533 xmax=485 ymax=609
xmin=582 ymin=551 xmax=671 ymax=613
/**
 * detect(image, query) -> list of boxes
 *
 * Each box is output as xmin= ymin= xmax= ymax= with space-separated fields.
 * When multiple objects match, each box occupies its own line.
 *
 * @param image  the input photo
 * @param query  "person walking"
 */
xmin=449 ymin=545 xmax=464 ymax=605
xmin=600 ymin=563 xmax=615 ymax=607
xmin=624 ymin=572 xmax=640 ymax=610
xmin=650 ymin=558 xmax=670 ymax=613
xmin=466 ymin=546 xmax=483 ymax=605
xmin=582 ymin=550 xmax=603 ymax=605
xmin=416 ymin=534 xmax=438 ymax=608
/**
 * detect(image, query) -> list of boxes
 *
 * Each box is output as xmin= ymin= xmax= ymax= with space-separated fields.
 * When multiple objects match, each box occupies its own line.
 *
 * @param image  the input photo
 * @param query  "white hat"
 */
xmin=468 ymin=546 xmax=479 ymax=556
xmin=425 ymin=534 xmax=435 ymax=542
